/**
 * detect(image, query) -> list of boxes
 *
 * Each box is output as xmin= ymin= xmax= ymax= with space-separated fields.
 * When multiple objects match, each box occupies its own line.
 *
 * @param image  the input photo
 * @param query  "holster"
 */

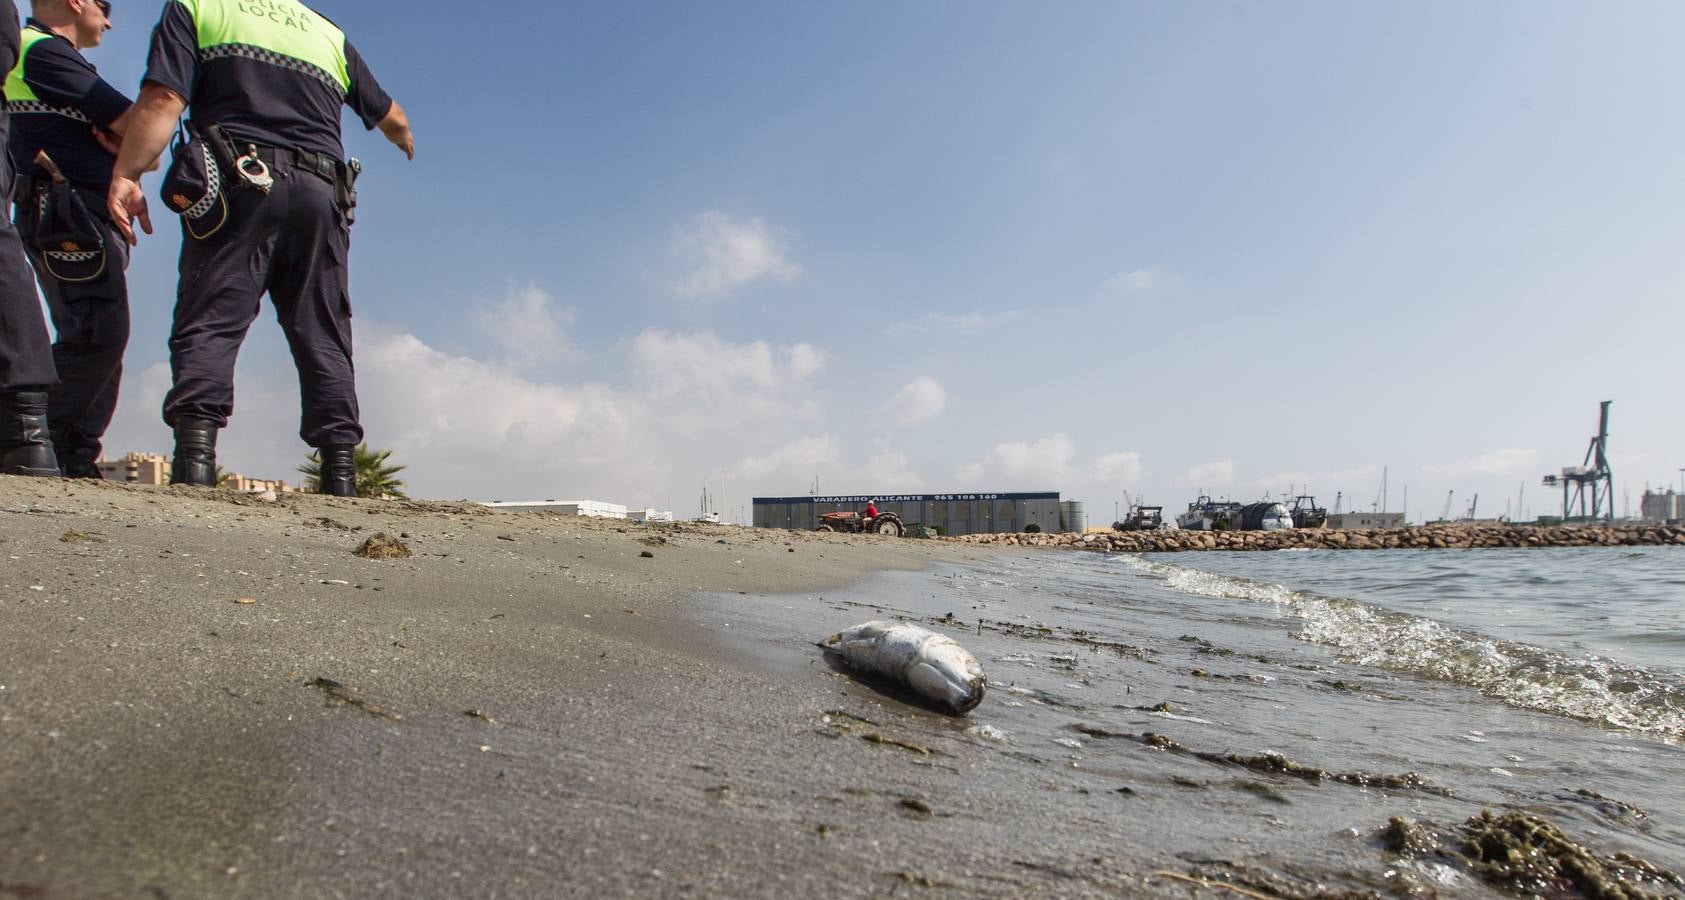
xmin=199 ymin=123 xmax=243 ymax=181
xmin=333 ymin=158 xmax=360 ymax=224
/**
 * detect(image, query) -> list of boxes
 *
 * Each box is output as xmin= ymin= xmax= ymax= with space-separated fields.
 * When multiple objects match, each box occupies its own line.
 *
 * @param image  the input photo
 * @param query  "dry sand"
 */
xmin=0 ymin=476 xmax=1162 ymax=898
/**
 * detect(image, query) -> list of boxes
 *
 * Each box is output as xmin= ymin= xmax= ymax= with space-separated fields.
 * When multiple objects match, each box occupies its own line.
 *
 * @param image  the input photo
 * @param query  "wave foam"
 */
xmin=1118 ymin=556 xmax=1685 ymax=741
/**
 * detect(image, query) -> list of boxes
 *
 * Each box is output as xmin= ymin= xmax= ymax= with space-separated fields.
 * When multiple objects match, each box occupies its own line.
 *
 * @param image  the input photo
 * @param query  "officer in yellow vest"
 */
xmin=5 ymin=0 xmax=137 ymax=478
xmin=106 ymin=0 xmax=412 ymax=494
xmin=0 ymin=0 xmax=65 ymax=477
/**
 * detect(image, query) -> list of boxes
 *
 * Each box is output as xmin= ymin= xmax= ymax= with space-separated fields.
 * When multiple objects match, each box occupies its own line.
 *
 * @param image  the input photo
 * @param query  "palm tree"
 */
xmin=298 ymin=444 xmax=409 ymax=499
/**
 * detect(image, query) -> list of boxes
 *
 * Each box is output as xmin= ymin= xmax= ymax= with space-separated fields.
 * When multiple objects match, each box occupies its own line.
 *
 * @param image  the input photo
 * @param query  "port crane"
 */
xmin=1541 ymin=401 xmax=1614 ymax=522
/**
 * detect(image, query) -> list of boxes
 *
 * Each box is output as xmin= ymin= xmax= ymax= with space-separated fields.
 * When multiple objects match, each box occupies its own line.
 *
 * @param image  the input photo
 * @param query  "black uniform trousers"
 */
xmin=11 ymin=206 xmax=131 ymax=458
xmin=0 ymin=154 xmax=57 ymax=392
xmin=164 ymin=155 xmax=362 ymax=448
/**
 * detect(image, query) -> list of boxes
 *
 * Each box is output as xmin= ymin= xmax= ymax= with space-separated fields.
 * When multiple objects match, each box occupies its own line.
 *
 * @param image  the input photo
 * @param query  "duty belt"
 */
xmin=11 ymin=174 xmax=113 ymax=225
xmin=248 ymin=145 xmax=338 ymax=185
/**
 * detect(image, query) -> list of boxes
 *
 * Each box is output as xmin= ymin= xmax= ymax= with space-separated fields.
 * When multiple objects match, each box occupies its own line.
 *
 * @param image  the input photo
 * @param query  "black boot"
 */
xmin=1 ymin=389 xmax=60 ymax=477
xmin=318 ymin=444 xmax=357 ymax=497
xmin=170 ymin=418 xmax=218 ymax=487
xmin=51 ymin=423 xmax=104 ymax=479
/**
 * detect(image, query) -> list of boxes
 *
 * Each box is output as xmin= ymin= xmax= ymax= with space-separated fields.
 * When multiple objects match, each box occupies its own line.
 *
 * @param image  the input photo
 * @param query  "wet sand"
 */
xmin=9 ymin=477 xmax=1679 ymax=899
xmin=0 ymin=476 xmax=1124 ymax=898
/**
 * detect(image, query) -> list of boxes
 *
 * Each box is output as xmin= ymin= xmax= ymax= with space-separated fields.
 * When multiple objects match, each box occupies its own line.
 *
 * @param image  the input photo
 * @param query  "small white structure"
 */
xmin=1327 ymin=512 xmax=1405 ymax=530
xmin=628 ymin=508 xmax=675 ymax=523
xmin=481 ymin=499 xmax=628 ymax=519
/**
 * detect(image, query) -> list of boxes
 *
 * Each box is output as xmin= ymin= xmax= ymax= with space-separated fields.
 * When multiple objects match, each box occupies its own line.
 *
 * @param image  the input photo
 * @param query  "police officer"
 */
xmin=0 ymin=0 xmax=63 ymax=477
xmin=5 ymin=0 xmax=136 ymax=478
xmin=107 ymin=0 xmax=412 ymax=494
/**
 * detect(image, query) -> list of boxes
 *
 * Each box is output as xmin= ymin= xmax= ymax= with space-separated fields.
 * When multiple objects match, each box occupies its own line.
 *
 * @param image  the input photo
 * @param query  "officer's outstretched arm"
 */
xmin=108 ymin=82 xmax=186 ymax=245
xmin=377 ymin=101 xmax=414 ymax=160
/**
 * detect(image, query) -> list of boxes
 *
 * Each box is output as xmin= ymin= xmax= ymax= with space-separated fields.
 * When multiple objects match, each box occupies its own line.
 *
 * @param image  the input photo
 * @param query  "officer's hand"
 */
xmin=107 ymin=176 xmax=152 ymax=245
xmin=91 ymin=127 xmax=121 ymax=157
xmin=378 ymin=102 xmax=415 ymax=160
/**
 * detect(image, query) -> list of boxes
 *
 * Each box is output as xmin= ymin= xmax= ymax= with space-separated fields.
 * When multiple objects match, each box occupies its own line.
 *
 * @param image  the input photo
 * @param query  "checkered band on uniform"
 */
xmin=2 ymin=100 xmax=91 ymax=122
xmin=200 ymin=43 xmax=345 ymax=95
xmin=183 ymin=142 xmax=224 ymax=221
xmin=44 ymin=249 xmax=99 ymax=262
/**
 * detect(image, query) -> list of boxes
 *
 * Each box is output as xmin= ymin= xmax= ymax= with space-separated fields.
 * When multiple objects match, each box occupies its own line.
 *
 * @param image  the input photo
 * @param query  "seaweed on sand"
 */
xmin=1375 ymin=811 xmax=1685 ymax=899
xmin=1461 ymin=810 xmax=1682 ymax=899
xmin=1079 ymin=729 xmax=1451 ymax=796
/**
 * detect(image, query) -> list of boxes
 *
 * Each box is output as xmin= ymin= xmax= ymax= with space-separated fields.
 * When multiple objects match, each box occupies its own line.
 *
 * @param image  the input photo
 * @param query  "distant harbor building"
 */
xmin=752 ymin=492 xmax=1072 ymax=536
xmin=1326 ymin=512 xmax=1405 ymax=530
xmin=1640 ymin=490 xmax=1684 ymax=523
xmin=481 ymin=499 xmax=629 ymax=518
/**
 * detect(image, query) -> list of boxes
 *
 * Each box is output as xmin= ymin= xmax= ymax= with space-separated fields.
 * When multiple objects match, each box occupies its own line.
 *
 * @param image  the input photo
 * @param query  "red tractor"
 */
xmin=816 ymin=509 xmax=905 ymax=537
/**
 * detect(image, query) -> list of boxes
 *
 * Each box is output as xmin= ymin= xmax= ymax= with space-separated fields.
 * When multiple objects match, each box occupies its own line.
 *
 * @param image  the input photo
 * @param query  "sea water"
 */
xmin=765 ymin=544 xmax=1685 ymax=894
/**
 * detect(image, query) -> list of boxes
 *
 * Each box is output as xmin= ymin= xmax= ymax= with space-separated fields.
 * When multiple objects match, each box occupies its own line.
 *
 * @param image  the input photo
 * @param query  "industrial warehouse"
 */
xmin=752 ymin=492 xmax=1087 ymax=536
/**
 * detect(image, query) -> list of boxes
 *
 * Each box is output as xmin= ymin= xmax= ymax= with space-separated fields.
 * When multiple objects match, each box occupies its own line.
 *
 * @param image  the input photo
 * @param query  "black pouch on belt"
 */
xmin=26 ymin=153 xmax=107 ymax=283
xmin=333 ymin=158 xmax=360 ymax=225
xmin=160 ymin=122 xmax=243 ymax=239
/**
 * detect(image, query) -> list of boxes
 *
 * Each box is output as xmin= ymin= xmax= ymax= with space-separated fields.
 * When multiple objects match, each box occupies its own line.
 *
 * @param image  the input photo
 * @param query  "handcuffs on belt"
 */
xmin=234 ymin=143 xmax=274 ymax=193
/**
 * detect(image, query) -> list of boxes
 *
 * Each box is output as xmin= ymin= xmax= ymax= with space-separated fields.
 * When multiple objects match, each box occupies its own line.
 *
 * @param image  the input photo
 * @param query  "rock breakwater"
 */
xmin=945 ymin=523 xmax=1685 ymax=553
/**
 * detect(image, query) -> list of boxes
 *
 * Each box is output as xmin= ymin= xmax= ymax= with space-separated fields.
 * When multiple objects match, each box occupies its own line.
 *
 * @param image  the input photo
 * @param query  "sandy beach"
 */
xmin=0 ymin=475 xmax=1130 ymax=899
xmin=6 ymin=476 xmax=1682 ymax=900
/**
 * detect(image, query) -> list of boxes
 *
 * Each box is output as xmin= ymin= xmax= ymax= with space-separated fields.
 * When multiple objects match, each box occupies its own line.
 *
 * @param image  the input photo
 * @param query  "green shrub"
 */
xmin=1024 ymin=524 xmax=1042 ymax=534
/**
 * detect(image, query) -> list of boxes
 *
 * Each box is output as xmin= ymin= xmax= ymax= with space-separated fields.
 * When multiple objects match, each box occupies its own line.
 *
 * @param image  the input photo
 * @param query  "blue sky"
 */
xmin=78 ymin=1 xmax=1685 ymax=521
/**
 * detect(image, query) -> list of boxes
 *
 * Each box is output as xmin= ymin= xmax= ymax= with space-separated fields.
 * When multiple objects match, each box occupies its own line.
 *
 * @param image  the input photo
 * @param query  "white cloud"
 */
xmin=883 ymin=376 xmax=946 ymax=424
xmin=956 ymin=434 xmax=1075 ymax=488
xmin=1104 ymin=268 xmax=1172 ymax=293
xmin=861 ymin=451 xmax=922 ymax=490
xmin=473 ymin=284 xmax=575 ymax=367
xmin=1090 ymin=451 xmax=1144 ymax=485
xmin=1183 ymin=459 xmax=1236 ymax=488
xmin=884 ymin=310 xmax=1019 ymax=340
xmin=734 ymin=436 xmax=844 ymax=481
xmin=1426 ymin=448 xmax=1542 ymax=477
xmin=671 ymin=211 xmax=801 ymax=300
xmin=358 ymin=332 xmax=646 ymax=500
xmin=627 ymin=329 xmax=825 ymax=425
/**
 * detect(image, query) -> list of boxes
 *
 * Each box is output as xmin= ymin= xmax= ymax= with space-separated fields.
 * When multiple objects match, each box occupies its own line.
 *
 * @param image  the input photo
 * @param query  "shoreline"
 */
xmin=946 ymin=521 xmax=1685 ymax=552
xmin=6 ymin=475 xmax=1679 ymax=898
xmin=1 ymin=475 xmax=1070 ymax=897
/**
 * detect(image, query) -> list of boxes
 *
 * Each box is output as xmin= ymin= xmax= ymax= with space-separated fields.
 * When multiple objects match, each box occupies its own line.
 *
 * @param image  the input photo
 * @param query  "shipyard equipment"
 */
xmin=1541 ymin=401 xmax=1614 ymax=523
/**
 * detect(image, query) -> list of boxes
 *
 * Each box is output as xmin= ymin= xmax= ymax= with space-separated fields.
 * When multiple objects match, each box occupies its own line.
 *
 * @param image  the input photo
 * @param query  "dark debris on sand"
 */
xmin=1376 ymin=810 xmax=1685 ymax=899
xmin=354 ymin=532 xmax=412 ymax=559
xmin=1086 ymin=729 xmax=1451 ymax=797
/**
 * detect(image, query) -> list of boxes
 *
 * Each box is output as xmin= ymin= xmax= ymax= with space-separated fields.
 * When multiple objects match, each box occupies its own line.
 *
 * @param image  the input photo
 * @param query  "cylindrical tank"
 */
xmin=1239 ymin=502 xmax=1291 ymax=530
xmin=1059 ymin=500 xmax=1087 ymax=533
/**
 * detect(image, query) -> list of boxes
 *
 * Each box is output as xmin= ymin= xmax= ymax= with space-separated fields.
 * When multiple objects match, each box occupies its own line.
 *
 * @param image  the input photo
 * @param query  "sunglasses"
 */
xmin=94 ymin=0 xmax=111 ymax=16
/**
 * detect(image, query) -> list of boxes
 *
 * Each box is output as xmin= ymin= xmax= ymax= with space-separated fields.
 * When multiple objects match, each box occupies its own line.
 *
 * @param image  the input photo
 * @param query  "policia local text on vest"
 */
xmin=106 ymin=0 xmax=413 ymax=496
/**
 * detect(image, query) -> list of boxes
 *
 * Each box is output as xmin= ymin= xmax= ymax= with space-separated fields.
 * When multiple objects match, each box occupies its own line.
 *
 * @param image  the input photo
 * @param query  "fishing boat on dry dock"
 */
xmin=1178 ymin=496 xmax=1294 ymax=531
xmin=1177 ymin=496 xmax=1243 ymax=531
xmin=1289 ymin=495 xmax=1328 ymax=529
xmin=1113 ymin=504 xmax=1165 ymax=531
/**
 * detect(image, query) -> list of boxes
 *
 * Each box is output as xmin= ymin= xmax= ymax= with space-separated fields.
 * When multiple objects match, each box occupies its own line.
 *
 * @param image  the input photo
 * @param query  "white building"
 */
xmin=481 ymin=499 xmax=629 ymax=519
xmin=1327 ymin=512 xmax=1405 ymax=530
xmin=1641 ymin=490 xmax=1683 ymax=522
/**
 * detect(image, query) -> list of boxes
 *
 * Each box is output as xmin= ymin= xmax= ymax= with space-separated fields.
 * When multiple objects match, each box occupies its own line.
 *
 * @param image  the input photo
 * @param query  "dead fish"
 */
xmin=820 ymin=621 xmax=987 ymax=714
